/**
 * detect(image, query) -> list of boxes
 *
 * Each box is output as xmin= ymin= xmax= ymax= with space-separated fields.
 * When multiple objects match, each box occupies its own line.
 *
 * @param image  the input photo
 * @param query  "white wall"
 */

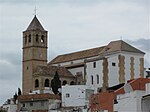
xmin=86 ymin=60 xmax=103 ymax=90
xmin=62 ymin=85 xmax=94 ymax=107
xmin=114 ymin=90 xmax=145 ymax=112
xmin=107 ymin=54 xmax=119 ymax=87
xmin=122 ymin=52 xmax=144 ymax=80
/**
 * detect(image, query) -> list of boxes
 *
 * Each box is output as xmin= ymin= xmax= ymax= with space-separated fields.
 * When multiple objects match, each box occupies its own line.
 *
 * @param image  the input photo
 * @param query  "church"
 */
xmin=22 ymin=15 xmax=145 ymax=95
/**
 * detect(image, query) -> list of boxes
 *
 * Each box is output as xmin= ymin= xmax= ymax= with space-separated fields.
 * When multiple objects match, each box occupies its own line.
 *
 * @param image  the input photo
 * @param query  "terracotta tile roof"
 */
xmin=34 ymin=65 xmax=75 ymax=78
xmin=49 ymin=46 xmax=105 ymax=64
xmin=26 ymin=15 xmax=45 ymax=31
xmin=49 ymin=40 xmax=144 ymax=64
xmin=18 ymin=93 xmax=60 ymax=101
xmin=101 ymin=40 xmax=145 ymax=54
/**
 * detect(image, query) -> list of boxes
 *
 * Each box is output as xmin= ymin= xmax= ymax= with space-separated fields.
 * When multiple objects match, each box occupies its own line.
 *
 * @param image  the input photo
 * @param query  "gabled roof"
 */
xmin=34 ymin=65 xmax=75 ymax=78
xmin=49 ymin=46 xmax=105 ymax=64
xmin=26 ymin=15 xmax=45 ymax=31
xmin=102 ymin=40 xmax=145 ymax=54
xmin=49 ymin=40 xmax=145 ymax=64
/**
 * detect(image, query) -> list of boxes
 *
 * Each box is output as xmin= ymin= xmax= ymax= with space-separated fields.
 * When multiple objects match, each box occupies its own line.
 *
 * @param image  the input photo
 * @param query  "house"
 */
xmin=90 ymin=78 xmax=150 ymax=112
xmin=17 ymin=93 xmax=61 ymax=112
xmin=61 ymin=85 xmax=94 ymax=111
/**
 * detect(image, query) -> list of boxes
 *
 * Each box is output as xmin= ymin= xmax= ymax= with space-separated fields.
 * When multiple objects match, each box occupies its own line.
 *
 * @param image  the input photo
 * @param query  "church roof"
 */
xmin=49 ymin=40 xmax=144 ymax=64
xmin=34 ymin=65 xmax=75 ymax=78
xmin=49 ymin=46 xmax=105 ymax=64
xmin=26 ymin=15 xmax=45 ymax=31
xmin=102 ymin=40 xmax=145 ymax=54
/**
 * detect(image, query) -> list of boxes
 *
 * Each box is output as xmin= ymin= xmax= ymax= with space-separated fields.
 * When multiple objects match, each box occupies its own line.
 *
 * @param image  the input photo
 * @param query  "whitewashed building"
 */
xmin=114 ymin=83 xmax=150 ymax=112
xmin=50 ymin=40 xmax=145 ymax=89
xmin=62 ymin=85 xmax=94 ymax=111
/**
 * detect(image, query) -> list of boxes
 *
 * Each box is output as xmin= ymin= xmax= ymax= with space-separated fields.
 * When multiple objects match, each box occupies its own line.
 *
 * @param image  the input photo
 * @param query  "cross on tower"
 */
xmin=34 ymin=6 xmax=37 ymax=16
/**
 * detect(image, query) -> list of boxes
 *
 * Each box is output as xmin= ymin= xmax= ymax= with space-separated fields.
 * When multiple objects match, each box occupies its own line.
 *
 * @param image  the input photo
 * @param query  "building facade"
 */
xmin=22 ymin=15 xmax=145 ymax=95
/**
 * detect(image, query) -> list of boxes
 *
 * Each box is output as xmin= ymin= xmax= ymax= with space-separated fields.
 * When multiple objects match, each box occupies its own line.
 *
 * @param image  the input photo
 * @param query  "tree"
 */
xmin=18 ymin=88 xmax=22 ymax=96
xmin=51 ymin=71 xmax=61 ymax=94
xmin=13 ymin=92 xmax=18 ymax=104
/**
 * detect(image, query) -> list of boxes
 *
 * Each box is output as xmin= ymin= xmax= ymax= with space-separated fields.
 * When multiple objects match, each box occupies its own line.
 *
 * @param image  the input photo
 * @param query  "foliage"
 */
xmin=51 ymin=71 xmax=61 ymax=94
xmin=18 ymin=88 xmax=22 ymax=96
xmin=13 ymin=92 xmax=18 ymax=104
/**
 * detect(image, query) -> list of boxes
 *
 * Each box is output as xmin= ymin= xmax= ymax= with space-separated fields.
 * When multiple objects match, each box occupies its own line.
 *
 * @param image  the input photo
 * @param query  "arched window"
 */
xmin=25 ymin=36 xmax=27 ymax=44
xmin=70 ymin=81 xmax=75 ymax=85
xmin=29 ymin=34 xmax=31 ymax=43
xmin=44 ymin=79 xmax=49 ymax=87
xmin=62 ymin=80 xmax=67 ymax=85
xmin=36 ymin=34 xmax=39 ymax=42
xmin=35 ymin=79 xmax=39 ymax=88
xmin=41 ymin=35 xmax=44 ymax=43
xmin=97 ymin=74 xmax=99 ymax=84
xmin=91 ymin=75 xmax=93 ymax=85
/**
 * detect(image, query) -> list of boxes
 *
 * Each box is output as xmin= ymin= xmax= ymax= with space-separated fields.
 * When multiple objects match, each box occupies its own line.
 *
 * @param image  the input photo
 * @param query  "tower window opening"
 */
xmin=25 ymin=36 xmax=27 ymax=44
xmin=41 ymin=35 xmax=44 ymax=43
xmin=36 ymin=34 xmax=39 ymax=42
xmin=35 ymin=79 xmax=39 ymax=88
xmin=29 ymin=34 xmax=31 ymax=43
xmin=44 ymin=79 xmax=49 ymax=87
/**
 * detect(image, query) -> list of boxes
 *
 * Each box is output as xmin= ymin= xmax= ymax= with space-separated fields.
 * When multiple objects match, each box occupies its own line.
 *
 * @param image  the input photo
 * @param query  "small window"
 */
xmin=35 ymin=79 xmax=39 ymax=88
xmin=36 ymin=34 xmax=39 ymax=42
xmin=91 ymin=75 xmax=94 ymax=85
xmin=70 ymin=81 xmax=75 ymax=85
xmin=23 ymin=103 xmax=25 ymax=107
xmin=30 ymin=102 xmax=33 ymax=106
xmin=66 ymin=93 xmax=70 ymax=98
xmin=62 ymin=80 xmax=67 ymax=85
xmin=44 ymin=79 xmax=49 ymax=87
xmin=96 ymin=74 xmax=99 ymax=84
xmin=25 ymin=36 xmax=27 ymax=44
xmin=41 ymin=35 xmax=44 ymax=43
xmin=27 ymin=66 xmax=28 ymax=70
xmin=29 ymin=34 xmax=31 ymax=42
xmin=112 ymin=62 xmax=116 ymax=66
xmin=71 ymin=61 xmax=73 ymax=64
xmin=93 ymin=62 xmax=96 ymax=68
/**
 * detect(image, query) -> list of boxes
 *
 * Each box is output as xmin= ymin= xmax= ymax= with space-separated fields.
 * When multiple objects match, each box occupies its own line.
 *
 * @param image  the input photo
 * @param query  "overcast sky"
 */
xmin=0 ymin=0 xmax=149 ymax=105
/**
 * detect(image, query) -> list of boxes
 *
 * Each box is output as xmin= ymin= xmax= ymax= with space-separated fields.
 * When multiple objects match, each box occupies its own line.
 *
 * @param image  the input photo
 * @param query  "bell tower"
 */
xmin=22 ymin=15 xmax=48 ymax=94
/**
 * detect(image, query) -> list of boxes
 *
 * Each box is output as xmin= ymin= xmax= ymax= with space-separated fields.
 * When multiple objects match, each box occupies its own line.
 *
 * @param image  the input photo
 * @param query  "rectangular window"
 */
xmin=93 ymin=62 xmax=96 ymax=68
xmin=112 ymin=62 xmax=116 ymax=66
xmin=97 ymin=75 xmax=99 ymax=84
xmin=23 ymin=103 xmax=25 ymax=107
xmin=66 ymin=93 xmax=70 ymax=98
xmin=91 ymin=75 xmax=94 ymax=85
xmin=30 ymin=102 xmax=33 ymax=107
